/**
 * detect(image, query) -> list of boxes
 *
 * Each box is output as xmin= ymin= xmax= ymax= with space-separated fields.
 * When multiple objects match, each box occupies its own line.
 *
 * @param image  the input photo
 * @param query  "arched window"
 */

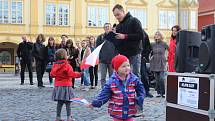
xmin=0 ymin=50 xmax=11 ymax=64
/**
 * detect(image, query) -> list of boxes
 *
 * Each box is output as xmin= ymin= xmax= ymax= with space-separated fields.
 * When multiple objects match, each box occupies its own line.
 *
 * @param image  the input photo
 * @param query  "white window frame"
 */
xmin=0 ymin=0 xmax=9 ymax=23
xmin=0 ymin=0 xmax=24 ymax=24
xmin=11 ymin=0 xmax=23 ymax=24
xmin=190 ymin=10 xmax=197 ymax=30
xmin=88 ymin=6 xmax=97 ymax=27
xmin=45 ymin=3 xmax=69 ymax=26
xmin=87 ymin=6 xmax=109 ymax=27
xmin=98 ymin=7 xmax=108 ymax=27
xmin=159 ymin=10 xmax=176 ymax=29
xmin=128 ymin=8 xmax=147 ymax=29
xmin=46 ymin=3 xmax=56 ymax=25
xmin=58 ymin=4 xmax=69 ymax=26
xmin=180 ymin=10 xmax=189 ymax=30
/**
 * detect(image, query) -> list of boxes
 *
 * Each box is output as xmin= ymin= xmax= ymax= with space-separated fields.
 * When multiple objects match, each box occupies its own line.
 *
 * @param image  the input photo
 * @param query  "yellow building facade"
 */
xmin=0 ymin=0 xmax=198 ymax=72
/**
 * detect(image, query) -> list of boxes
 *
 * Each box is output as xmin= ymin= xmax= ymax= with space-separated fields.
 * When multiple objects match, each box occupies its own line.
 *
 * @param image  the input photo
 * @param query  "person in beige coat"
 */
xmin=79 ymin=40 xmax=91 ymax=91
xmin=149 ymin=31 xmax=168 ymax=98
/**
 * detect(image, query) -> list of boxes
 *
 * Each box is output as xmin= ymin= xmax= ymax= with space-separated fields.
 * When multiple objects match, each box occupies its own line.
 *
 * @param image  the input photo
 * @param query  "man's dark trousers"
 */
xmin=140 ymin=59 xmax=150 ymax=93
xmin=35 ymin=60 xmax=45 ymax=87
xmin=20 ymin=59 xmax=33 ymax=84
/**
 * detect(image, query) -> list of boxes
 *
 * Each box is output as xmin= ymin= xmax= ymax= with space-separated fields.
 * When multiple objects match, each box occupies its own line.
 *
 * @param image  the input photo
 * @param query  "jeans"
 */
xmin=20 ymin=60 xmax=33 ymax=84
xmin=154 ymin=71 xmax=165 ymax=95
xmin=99 ymin=63 xmax=113 ymax=88
xmin=128 ymin=54 xmax=141 ymax=77
xmin=140 ymin=60 xmax=150 ymax=93
xmin=81 ymin=68 xmax=90 ymax=86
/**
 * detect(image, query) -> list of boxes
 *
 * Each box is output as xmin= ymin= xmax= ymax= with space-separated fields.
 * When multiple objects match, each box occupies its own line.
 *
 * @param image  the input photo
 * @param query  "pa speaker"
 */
xmin=175 ymin=30 xmax=201 ymax=73
xmin=199 ymin=24 xmax=215 ymax=73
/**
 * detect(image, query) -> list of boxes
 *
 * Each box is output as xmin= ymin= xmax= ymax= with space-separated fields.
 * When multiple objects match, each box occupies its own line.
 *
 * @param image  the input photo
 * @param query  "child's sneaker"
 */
xmin=134 ymin=109 xmax=144 ymax=117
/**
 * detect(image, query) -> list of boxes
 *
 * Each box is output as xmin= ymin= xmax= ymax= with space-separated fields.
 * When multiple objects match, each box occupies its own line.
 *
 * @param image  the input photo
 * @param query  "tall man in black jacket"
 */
xmin=112 ymin=4 xmax=143 ymax=77
xmin=17 ymin=35 xmax=33 ymax=85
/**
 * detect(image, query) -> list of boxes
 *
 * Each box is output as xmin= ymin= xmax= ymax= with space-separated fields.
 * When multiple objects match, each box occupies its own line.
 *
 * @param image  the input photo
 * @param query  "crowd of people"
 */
xmin=16 ymin=4 xmax=181 ymax=121
xmin=17 ymin=34 xmax=99 ymax=90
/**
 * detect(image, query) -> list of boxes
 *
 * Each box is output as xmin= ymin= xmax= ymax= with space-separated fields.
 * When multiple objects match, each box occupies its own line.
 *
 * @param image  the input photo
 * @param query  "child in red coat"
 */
xmin=51 ymin=49 xmax=81 ymax=121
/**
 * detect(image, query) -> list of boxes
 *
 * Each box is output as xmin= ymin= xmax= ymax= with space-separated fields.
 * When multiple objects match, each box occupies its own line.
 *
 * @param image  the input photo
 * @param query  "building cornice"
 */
xmin=125 ymin=0 xmax=148 ymax=6
xmin=156 ymin=0 xmax=176 ymax=9
xmin=188 ymin=0 xmax=199 ymax=9
xmin=85 ymin=0 xmax=109 ymax=4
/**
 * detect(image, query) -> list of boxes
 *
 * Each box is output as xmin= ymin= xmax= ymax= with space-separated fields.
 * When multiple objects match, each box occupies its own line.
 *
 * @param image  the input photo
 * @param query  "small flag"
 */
xmin=80 ymin=42 xmax=105 ymax=69
xmin=70 ymin=98 xmax=89 ymax=105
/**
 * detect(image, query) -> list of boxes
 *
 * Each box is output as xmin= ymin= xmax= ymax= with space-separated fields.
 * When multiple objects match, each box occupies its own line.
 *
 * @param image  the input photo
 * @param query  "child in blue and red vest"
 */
xmin=87 ymin=54 xmax=145 ymax=121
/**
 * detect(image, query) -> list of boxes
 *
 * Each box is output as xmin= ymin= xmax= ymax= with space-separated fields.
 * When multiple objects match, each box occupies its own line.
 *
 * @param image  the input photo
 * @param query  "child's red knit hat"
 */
xmin=111 ymin=54 xmax=129 ymax=71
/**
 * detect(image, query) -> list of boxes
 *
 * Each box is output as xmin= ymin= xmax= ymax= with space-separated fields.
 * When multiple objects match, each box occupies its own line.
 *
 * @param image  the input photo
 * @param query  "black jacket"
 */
xmin=44 ymin=45 xmax=56 ymax=64
xmin=32 ymin=42 xmax=46 ymax=61
xmin=67 ymin=47 xmax=79 ymax=68
xmin=115 ymin=12 xmax=143 ymax=57
xmin=17 ymin=41 xmax=33 ymax=61
xmin=141 ymin=31 xmax=151 ymax=63
xmin=96 ymin=33 xmax=118 ymax=64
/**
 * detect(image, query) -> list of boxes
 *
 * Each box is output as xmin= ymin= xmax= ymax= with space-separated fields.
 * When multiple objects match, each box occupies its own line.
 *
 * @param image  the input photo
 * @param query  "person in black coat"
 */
xmin=58 ymin=34 xmax=68 ymax=50
xmin=112 ymin=4 xmax=143 ymax=77
xmin=141 ymin=31 xmax=153 ymax=98
xmin=66 ymin=39 xmax=79 ymax=88
xmin=44 ymin=37 xmax=56 ymax=85
xmin=32 ymin=34 xmax=46 ymax=88
xmin=96 ymin=23 xmax=118 ymax=88
xmin=17 ymin=35 xmax=33 ymax=85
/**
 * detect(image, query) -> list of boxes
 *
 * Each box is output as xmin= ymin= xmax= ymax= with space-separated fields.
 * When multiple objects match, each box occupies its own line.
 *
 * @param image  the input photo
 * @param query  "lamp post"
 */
xmin=177 ymin=0 xmax=180 ymax=26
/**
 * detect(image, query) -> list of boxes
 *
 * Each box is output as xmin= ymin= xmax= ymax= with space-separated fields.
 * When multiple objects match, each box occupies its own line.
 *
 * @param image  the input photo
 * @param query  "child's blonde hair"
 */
xmin=55 ymin=49 xmax=67 ymax=60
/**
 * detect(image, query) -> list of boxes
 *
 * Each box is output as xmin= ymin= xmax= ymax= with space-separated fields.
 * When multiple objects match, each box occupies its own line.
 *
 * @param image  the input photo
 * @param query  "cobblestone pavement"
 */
xmin=0 ymin=73 xmax=165 ymax=121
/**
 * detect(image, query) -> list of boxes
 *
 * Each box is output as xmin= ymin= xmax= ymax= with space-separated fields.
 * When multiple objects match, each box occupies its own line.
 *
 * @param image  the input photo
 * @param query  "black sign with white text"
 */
xmin=179 ymin=82 xmax=197 ymax=90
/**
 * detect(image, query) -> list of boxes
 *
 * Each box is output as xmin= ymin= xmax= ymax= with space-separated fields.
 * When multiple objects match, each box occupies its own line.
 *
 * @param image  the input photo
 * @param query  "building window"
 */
xmin=46 ymin=3 xmax=69 ymax=26
xmin=180 ymin=10 xmax=189 ymax=30
xmin=0 ymin=0 xmax=9 ymax=23
xmin=46 ymin=4 xmax=56 ymax=25
xmin=59 ymin=4 xmax=69 ymax=26
xmin=190 ymin=11 xmax=197 ymax=30
xmin=88 ymin=6 xmax=109 ymax=27
xmin=0 ymin=50 xmax=11 ymax=65
xmin=159 ymin=10 xmax=176 ymax=29
xmin=11 ymin=0 xmax=23 ymax=24
xmin=0 ymin=0 xmax=23 ymax=24
xmin=128 ymin=8 xmax=147 ymax=28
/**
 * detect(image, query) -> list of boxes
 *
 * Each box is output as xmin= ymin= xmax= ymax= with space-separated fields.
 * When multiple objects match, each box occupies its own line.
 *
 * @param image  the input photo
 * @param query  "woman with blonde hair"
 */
xmin=149 ymin=31 xmax=168 ymax=98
